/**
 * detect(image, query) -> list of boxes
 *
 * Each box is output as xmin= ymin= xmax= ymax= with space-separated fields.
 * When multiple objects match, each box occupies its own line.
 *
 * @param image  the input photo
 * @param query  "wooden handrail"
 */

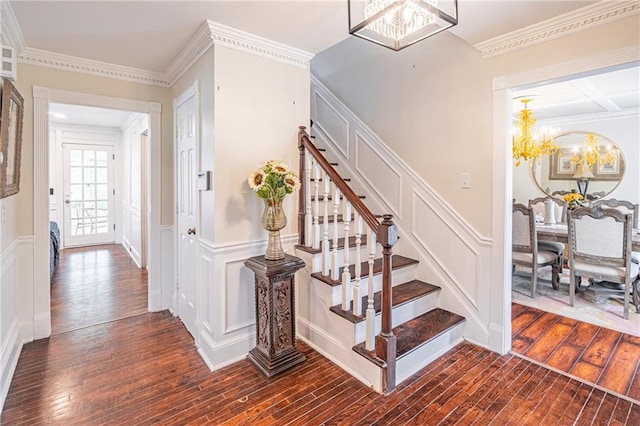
xmin=297 ymin=125 xmax=399 ymax=392
xmin=298 ymin=127 xmax=380 ymax=235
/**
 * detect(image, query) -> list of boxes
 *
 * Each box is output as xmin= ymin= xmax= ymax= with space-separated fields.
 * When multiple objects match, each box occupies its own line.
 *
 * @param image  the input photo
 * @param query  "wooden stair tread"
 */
xmin=310 ymin=255 xmax=419 ymax=287
xmin=295 ymin=235 xmax=368 ymax=255
xmin=353 ymin=308 xmax=465 ymax=366
xmin=328 ymin=280 xmax=440 ymax=323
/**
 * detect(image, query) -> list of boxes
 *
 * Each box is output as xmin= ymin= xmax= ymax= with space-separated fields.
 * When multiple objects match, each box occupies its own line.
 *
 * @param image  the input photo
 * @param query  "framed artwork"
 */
xmin=548 ymin=148 xmax=576 ymax=180
xmin=594 ymin=150 xmax=624 ymax=180
xmin=0 ymin=78 xmax=24 ymax=198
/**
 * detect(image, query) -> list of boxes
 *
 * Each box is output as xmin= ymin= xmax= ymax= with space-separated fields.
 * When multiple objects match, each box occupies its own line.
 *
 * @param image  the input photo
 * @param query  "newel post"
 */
xmin=376 ymin=214 xmax=399 ymax=393
xmin=298 ymin=126 xmax=307 ymax=246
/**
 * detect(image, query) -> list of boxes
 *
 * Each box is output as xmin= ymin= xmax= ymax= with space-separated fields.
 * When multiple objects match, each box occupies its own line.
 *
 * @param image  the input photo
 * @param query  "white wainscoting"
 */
xmin=311 ymin=75 xmax=493 ymax=347
xmin=196 ymin=235 xmax=298 ymax=371
xmin=157 ymin=225 xmax=174 ymax=311
xmin=0 ymin=237 xmax=34 ymax=411
xmin=122 ymin=201 xmax=142 ymax=267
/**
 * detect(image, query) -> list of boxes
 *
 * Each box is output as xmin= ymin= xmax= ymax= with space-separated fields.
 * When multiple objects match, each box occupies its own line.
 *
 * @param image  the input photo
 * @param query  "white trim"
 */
xmin=207 ymin=20 xmax=313 ymax=69
xmin=0 ymin=0 xmax=26 ymax=52
xmin=19 ymin=47 xmax=168 ymax=86
xmin=32 ymin=87 xmax=163 ymax=338
xmin=475 ymin=1 xmax=640 ymax=58
xmin=491 ymin=45 xmax=640 ymax=356
xmin=541 ymin=108 xmax=640 ymax=127
xmin=200 ymin=233 xmax=298 ymax=255
xmin=165 ymin=21 xmax=215 ymax=86
xmin=0 ymin=320 xmax=21 ymax=411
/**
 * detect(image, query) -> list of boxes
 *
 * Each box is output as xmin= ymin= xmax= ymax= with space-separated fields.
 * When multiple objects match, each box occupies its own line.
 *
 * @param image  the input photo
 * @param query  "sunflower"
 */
xmin=284 ymin=173 xmax=301 ymax=191
xmin=248 ymin=170 xmax=266 ymax=191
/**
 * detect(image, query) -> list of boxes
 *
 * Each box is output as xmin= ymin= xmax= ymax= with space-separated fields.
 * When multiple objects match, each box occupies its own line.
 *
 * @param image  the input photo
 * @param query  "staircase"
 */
xmin=294 ymin=127 xmax=466 ymax=394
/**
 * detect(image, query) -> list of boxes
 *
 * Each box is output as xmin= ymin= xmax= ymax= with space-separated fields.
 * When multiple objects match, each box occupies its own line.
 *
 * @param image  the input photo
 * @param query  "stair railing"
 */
xmin=298 ymin=126 xmax=399 ymax=392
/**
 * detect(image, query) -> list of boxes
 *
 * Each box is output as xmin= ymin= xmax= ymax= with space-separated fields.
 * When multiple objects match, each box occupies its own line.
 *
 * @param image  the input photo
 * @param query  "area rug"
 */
xmin=512 ymin=266 xmax=640 ymax=337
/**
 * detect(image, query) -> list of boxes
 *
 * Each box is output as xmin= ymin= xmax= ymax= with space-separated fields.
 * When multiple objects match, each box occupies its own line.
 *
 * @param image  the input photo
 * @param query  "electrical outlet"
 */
xmin=460 ymin=173 xmax=471 ymax=189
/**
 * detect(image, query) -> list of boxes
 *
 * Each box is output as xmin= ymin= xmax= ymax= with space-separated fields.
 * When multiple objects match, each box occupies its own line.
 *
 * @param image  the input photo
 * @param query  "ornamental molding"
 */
xmin=475 ymin=1 xmax=640 ymax=58
xmin=164 ymin=21 xmax=214 ymax=86
xmin=207 ymin=20 xmax=314 ymax=69
xmin=540 ymin=108 xmax=640 ymax=127
xmin=0 ymin=0 xmax=26 ymax=52
xmin=20 ymin=47 xmax=169 ymax=86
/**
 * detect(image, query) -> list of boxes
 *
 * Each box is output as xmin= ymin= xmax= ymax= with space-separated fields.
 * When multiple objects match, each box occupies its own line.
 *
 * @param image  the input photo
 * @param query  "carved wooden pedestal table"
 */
xmin=244 ymin=254 xmax=306 ymax=377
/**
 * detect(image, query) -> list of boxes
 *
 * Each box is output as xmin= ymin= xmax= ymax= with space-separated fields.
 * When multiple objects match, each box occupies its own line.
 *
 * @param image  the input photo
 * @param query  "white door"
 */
xmin=176 ymin=94 xmax=198 ymax=338
xmin=63 ymin=144 xmax=115 ymax=247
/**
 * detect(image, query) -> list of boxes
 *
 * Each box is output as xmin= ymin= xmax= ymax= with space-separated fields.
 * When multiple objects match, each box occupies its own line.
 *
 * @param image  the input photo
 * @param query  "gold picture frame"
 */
xmin=0 ymin=78 xmax=24 ymax=198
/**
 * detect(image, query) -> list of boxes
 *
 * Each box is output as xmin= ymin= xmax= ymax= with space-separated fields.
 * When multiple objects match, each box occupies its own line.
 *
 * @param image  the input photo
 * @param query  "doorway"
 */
xmin=32 ymin=87 xmax=163 ymax=339
xmin=48 ymin=103 xmax=151 ymax=334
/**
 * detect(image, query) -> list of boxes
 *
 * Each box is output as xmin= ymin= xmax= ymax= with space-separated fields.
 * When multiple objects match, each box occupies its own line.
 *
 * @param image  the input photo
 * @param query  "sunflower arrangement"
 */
xmin=248 ymin=160 xmax=301 ymax=201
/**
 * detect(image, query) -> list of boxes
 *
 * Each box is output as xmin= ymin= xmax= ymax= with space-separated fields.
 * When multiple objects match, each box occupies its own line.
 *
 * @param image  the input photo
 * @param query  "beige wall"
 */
xmin=311 ymin=16 xmax=640 ymax=237
xmin=8 ymin=63 xmax=173 ymax=244
xmin=213 ymin=45 xmax=310 ymax=244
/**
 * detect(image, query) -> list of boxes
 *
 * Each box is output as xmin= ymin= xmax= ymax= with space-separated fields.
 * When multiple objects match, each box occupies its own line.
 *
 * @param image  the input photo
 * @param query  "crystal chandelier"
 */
xmin=348 ymin=0 xmax=458 ymax=51
xmin=512 ymin=99 xmax=560 ymax=167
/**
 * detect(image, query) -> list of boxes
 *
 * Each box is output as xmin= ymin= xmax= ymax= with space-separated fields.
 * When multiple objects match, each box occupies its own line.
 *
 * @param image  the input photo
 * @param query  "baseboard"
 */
xmin=197 ymin=328 xmax=255 ymax=372
xmin=0 ymin=321 xmax=22 ymax=412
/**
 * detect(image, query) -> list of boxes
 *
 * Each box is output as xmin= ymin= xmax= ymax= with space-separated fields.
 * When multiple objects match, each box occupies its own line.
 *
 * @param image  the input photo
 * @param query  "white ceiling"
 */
xmin=49 ymin=103 xmax=138 ymax=128
xmin=8 ymin=0 xmax=599 ymax=72
xmin=8 ymin=1 xmax=638 ymax=126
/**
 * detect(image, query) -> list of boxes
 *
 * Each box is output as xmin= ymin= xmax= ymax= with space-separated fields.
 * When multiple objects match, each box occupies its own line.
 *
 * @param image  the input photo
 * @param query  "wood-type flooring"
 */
xmin=512 ymin=302 xmax=640 ymax=402
xmin=2 ymin=310 xmax=638 ymax=425
xmin=50 ymin=244 xmax=148 ymax=334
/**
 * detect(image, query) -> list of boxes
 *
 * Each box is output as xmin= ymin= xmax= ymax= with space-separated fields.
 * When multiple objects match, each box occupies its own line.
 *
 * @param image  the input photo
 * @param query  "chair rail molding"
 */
xmin=194 ymin=234 xmax=298 ymax=372
xmin=310 ymin=75 xmax=492 ymax=348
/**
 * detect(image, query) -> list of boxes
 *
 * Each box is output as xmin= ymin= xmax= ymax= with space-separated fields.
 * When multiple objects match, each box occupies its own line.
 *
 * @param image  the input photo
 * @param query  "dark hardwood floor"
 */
xmin=51 ymin=244 xmax=148 ymax=334
xmin=512 ymin=302 xmax=640 ymax=402
xmin=2 ymin=310 xmax=638 ymax=425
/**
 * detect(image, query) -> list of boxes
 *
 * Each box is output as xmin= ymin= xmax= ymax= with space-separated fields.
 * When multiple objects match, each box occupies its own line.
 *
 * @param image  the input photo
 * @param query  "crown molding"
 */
xmin=540 ymin=108 xmax=640 ymax=127
xmin=0 ymin=0 xmax=26 ymax=52
xmin=207 ymin=20 xmax=314 ymax=69
xmin=19 ymin=47 xmax=169 ymax=86
xmin=475 ymin=1 xmax=640 ymax=59
xmin=164 ymin=21 xmax=214 ymax=86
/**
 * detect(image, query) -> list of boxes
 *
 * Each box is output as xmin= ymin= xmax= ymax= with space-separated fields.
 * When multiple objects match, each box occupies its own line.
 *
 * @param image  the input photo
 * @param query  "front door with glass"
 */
xmin=63 ymin=144 xmax=115 ymax=247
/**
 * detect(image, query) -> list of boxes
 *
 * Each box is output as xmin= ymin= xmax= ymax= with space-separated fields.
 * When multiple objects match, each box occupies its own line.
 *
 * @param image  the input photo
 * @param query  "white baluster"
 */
xmin=365 ymin=229 xmax=377 ymax=351
xmin=322 ymin=170 xmax=331 ymax=276
xmin=352 ymin=213 xmax=363 ymax=316
xmin=304 ymin=154 xmax=312 ymax=247
xmin=341 ymin=202 xmax=352 ymax=311
xmin=331 ymin=186 xmax=341 ymax=281
xmin=312 ymin=162 xmax=321 ymax=250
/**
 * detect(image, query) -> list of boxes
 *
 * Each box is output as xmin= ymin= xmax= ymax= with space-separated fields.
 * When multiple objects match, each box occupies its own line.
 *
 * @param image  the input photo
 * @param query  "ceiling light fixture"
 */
xmin=348 ymin=0 xmax=458 ymax=51
xmin=512 ymin=98 xmax=560 ymax=167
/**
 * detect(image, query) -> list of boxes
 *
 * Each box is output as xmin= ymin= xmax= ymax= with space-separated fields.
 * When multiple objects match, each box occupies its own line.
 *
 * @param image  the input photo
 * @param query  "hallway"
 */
xmin=51 ymin=244 xmax=148 ymax=334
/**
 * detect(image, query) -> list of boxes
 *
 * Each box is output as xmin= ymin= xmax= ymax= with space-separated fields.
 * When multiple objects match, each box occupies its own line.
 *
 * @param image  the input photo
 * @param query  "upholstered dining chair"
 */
xmin=529 ymin=197 xmax=567 ymax=272
xmin=512 ymin=204 xmax=561 ymax=297
xmin=567 ymin=206 xmax=640 ymax=320
xmin=591 ymin=199 xmax=639 ymax=264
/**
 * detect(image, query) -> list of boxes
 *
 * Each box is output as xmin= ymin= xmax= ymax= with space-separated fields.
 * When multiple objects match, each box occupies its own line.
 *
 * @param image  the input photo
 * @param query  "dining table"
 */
xmin=537 ymin=223 xmax=640 ymax=251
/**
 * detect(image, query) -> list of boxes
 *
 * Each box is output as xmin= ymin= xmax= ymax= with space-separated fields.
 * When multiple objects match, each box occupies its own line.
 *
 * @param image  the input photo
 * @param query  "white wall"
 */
xmin=121 ymin=113 xmax=148 ymax=267
xmin=171 ymin=44 xmax=310 ymax=370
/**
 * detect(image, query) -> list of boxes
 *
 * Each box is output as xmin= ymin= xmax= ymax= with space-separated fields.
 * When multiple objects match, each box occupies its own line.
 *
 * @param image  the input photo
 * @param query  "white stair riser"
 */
xmin=353 ymin=291 xmax=440 ymax=343
xmin=323 ymin=264 xmax=418 ymax=306
xmin=395 ymin=322 xmax=466 ymax=385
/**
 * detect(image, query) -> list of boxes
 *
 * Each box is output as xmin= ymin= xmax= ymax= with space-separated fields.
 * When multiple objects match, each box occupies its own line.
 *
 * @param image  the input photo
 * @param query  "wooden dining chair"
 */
xmin=591 ymin=199 xmax=640 ymax=265
xmin=512 ymin=204 xmax=561 ymax=297
xmin=568 ymin=206 xmax=640 ymax=319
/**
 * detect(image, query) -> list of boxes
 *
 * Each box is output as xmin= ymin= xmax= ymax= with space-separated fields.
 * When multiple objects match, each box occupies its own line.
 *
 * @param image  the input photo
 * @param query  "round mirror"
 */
xmin=531 ymin=131 xmax=625 ymax=201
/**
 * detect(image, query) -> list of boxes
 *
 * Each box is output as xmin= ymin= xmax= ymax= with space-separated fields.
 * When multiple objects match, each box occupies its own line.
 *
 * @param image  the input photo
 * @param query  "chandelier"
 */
xmin=571 ymin=133 xmax=615 ymax=171
xmin=348 ymin=0 xmax=458 ymax=51
xmin=512 ymin=99 xmax=560 ymax=167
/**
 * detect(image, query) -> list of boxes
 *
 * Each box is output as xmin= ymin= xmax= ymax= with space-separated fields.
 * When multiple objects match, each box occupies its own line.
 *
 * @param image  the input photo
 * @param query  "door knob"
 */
xmin=64 ymin=199 xmax=71 ymax=204
xmin=187 ymin=228 xmax=196 ymax=235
